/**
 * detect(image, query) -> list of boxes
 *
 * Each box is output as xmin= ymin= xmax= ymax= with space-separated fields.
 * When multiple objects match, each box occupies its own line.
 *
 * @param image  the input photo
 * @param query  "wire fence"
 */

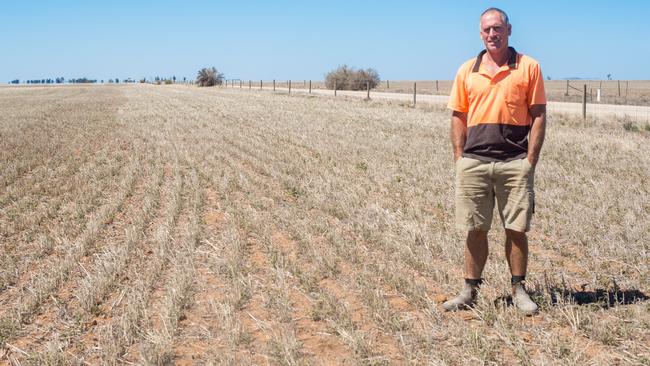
xmin=213 ymin=78 xmax=649 ymax=124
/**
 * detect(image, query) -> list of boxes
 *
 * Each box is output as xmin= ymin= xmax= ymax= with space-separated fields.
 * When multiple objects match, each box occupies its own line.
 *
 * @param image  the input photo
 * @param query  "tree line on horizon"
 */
xmin=8 ymin=76 xmax=189 ymax=85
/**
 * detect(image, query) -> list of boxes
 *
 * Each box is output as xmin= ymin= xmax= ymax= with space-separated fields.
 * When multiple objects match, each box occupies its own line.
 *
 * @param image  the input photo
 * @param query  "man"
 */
xmin=443 ymin=7 xmax=546 ymax=314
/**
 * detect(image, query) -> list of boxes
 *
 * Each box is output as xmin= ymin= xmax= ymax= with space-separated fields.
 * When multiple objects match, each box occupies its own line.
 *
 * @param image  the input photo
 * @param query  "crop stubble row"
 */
xmin=0 ymin=85 xmax=648 ymax=365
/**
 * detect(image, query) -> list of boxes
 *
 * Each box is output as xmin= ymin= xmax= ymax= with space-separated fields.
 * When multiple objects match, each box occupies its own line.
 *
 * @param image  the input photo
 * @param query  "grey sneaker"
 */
xmin=512 ymin=283 xmax=538 ymax=315
xmin=442 ymin=283 xmax=479 ymax=311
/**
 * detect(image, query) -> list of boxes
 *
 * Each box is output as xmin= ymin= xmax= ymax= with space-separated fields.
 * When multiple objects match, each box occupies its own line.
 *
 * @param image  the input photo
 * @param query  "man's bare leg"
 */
xmin=443 ymin=230 xmax=488 ymax=311
xmin=504 ymin=229 xmax=537 ymax=314
xmin=505 ymin=229 xmax=527 ymax=276
xmin=465 ymin=230 xmax=489 ymax=279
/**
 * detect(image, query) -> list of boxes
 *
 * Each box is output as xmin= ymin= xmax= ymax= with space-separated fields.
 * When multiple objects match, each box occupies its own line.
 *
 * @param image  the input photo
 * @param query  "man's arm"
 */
xmin=527 ymin=104 xmax=546 ymax=167
xmin=450 ymin=111 xmax=468 ymax=161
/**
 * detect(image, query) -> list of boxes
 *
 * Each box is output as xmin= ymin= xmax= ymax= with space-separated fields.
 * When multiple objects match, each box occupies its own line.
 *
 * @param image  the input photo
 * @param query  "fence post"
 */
xmin=334 ymin=80 xmax=337 ymax=97
xmin=436 ymin=80 xmax=439 ymax=94
xmin=413 ymin=82 xmax=417 ymax=106
xmin=386 ymin=80 xmax=389 ymax=89
xmin=240 ymin=80 xmax=242 ymax=88
xmin=618 ymin=80 xmax=621 ymax=97
xmin=289 ymin=80 xmax=291 ymax=94
xmin=565 ymin=80 xmax=569 ymax=96
xmin=249 ymin=80 xmax=251 ymax=89
xmin=582 ymin=84 xmax=587 ymax=120
xmin=309 ymin=80 xmax=312 ymax=94
xmin=260 ymin=80 xmax=262 ymax=90
xmin=625 ymin=81 xmax=629 ymax=98
xmin=366 ymin=81 xmax=370 ymax=99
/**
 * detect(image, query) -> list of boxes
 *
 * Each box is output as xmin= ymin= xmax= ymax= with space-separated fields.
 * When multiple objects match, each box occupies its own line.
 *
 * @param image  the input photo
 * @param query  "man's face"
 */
xmin=480 ymin=11 xmax=511 ymax=53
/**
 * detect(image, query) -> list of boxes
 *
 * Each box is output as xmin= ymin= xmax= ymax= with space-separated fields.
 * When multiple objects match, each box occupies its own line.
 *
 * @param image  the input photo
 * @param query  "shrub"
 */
xmin=196 ymin=67 xmax=224 ymax=87
xmin=622 ymin=121 xmax=638 ymax=132
xmin=324 ymin=65 xmax=380 ymax=91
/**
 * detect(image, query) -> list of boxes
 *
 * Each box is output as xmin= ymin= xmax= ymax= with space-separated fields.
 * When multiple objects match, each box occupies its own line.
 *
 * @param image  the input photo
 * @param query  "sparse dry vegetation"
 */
xmin=325 ymin=65 xmax=380 ymax=90
xmin=0 ymin=84 xmax=648 ymax=365
xmin=196 ymin=67 xmax=224 ymax=87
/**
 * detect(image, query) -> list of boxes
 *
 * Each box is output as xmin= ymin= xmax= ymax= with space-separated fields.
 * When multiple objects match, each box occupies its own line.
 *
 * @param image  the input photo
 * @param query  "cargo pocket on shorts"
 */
xmin=521 ymin=158 xmax=535 ymax=215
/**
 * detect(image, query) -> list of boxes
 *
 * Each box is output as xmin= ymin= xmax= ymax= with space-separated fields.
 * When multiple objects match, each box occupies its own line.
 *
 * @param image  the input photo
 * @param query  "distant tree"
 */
xmin=196 ymin=67 xmax=224 ymax=87
xmin=10 ymin=79 xmax=19 ymax=84
xmin=115 ymin=78 xmax=119 ymax=83
xmin=172 ymin=76 xmax=176 ymax=83
xmin=324 ymin=65 xmax=380 ymax=90
xmin=607 ymin=73 xmax=612 ymax=80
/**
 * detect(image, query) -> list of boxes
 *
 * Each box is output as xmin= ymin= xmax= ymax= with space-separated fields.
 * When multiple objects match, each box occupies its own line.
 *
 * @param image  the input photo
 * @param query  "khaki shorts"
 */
xmin=455 ymin=157 xmax=535 ymax=232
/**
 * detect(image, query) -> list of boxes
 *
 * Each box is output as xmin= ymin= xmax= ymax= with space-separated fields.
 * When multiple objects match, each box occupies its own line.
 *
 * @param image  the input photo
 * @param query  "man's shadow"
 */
xmin=496 ymin=286 xmax=648 ymax=308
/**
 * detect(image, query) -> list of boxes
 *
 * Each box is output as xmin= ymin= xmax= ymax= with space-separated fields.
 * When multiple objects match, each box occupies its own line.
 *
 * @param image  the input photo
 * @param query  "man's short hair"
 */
xmin=481 ymin=7 xmax=509 ymax=25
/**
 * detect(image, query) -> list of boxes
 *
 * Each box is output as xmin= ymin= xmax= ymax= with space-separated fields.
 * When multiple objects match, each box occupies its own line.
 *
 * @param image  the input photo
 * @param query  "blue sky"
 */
xmin=2 ymin=0 xmax=649 ymax=82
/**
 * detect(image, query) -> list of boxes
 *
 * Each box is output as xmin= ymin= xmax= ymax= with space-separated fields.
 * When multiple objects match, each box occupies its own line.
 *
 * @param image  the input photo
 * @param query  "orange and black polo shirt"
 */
xmin=448 ymin=47 xmax=546 ymax=162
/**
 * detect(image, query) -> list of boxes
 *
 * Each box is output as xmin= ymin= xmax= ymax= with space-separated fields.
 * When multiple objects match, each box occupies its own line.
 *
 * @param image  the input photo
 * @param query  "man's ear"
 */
xmin=507 ymin=24 xmax=512 ymax=36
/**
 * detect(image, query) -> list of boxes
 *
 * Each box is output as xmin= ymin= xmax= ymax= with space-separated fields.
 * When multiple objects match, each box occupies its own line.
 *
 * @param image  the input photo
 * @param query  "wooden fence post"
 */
xmin=249 ymin=80 xmax=251 ymax=89
xmin=334 ymin=80 xmax=337 ymax=96
xmin=618 ymin=80 xmax=621 ymax=97
xmin=273 ymin=79 xmax=276 ymax=91
xmin=436 ymin=80 xmax=439 ymax=94
xmin=582 ymin=84 xmax=587 ymax=120
xmin=565 ymin=80 xmax=569 ymax=96
xmin=309 ymin=80 xmax=312 ymax=94
xmin=289 ymin=80 xmax=291 ymax=94
xmin=413 ymin=82 xmax=417 ymax=106
xmin=260 ymin=80 xmax=262 ymax=90
xmin=386 ymin=80 xmax=389 ymax=89
xmin=366 ymin=81 xmax=370 ymax=99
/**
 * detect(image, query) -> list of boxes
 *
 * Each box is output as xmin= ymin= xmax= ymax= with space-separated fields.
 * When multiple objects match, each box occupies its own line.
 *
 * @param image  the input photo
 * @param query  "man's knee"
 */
xmin=505 ymin=229 xmax=527 ymax=243
xmin=467 ymin=230 xmax=488 ymax=243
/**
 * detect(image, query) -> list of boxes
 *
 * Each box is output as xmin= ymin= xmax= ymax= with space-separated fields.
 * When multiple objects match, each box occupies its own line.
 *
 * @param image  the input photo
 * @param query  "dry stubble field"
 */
xmin=0 ymin=84 xmax=648 ymax=365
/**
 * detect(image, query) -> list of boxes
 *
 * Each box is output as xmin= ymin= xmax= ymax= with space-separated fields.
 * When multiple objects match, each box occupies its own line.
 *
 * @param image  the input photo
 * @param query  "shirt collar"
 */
xmin=472 ymin=46 xmax=518 ymax=73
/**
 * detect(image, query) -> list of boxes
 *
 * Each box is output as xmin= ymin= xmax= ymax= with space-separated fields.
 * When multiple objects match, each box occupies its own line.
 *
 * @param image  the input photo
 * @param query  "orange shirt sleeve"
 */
xmin=448 ymin=64 xmax=469 ymax=113
xmin=527 ymin=62 xmax=546 ymax=106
